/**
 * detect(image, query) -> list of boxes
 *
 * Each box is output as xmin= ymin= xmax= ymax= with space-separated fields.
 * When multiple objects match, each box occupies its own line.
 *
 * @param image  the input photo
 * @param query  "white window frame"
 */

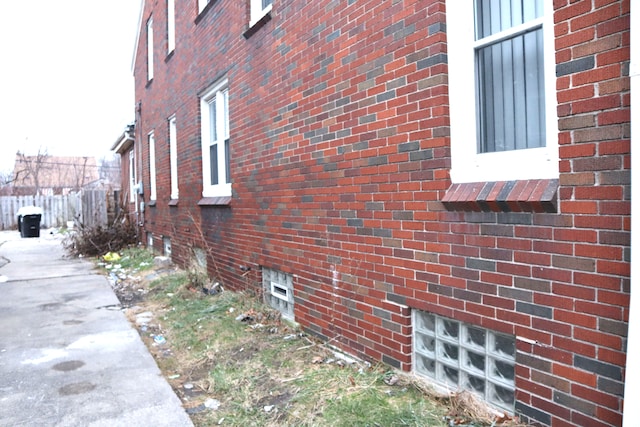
xmin=198 ymin=0 xmax=210 ymax=13
xmin=128 ymin=150 xmax=136 ymax=203
xmin=167 ymin=0 xmax=175 ymax=54
xmin=169 ymin=116 xmax=179 ymax=200
xmin=446 ymin=0 xmax=558 ymax=183
xmin=200 ymin=79 xmax=231 ymax=198
xmin=147 ymin=17 xmax=154 ymax=81
xmin=250 ymin=0 xmax=272 ymax=27
xmin=148 ymin=132 xmax=157 ymax=202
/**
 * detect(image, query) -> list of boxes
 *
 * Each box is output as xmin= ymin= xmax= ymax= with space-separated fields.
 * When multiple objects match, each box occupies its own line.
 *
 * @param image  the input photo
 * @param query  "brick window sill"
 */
xmin=442 ymin=179 xmax=558 ymax=213
xmin=169 ymin=199 xmax=179 ymax=207
xmin=198 ymin=197 xmax=232 ymax=206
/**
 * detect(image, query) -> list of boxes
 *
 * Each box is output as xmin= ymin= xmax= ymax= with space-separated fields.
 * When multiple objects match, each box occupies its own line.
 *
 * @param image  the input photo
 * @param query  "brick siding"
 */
xmin=130 ymin=1 xmax=631 ymax=425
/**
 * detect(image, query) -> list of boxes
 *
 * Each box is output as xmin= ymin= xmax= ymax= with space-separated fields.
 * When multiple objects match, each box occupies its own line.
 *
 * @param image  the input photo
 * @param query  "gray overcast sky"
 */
xmin=0 ymin=1 xmax=141 ymax=172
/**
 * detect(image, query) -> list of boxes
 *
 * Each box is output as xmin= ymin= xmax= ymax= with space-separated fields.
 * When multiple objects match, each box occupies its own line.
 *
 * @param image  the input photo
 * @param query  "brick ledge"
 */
xmin=198 ymin=197 xmax=232 ymax=206
xmin=442 ymin=179 xmax=558 ymax=213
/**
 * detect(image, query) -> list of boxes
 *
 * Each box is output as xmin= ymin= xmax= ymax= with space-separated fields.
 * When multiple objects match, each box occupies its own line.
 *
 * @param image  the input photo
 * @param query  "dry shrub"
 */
xmin=63 ymin=214 xmax=138 ymax=257
xmin=394 ymin=373 xmax=529 ymax=426
xmin=186 ymin=259 xmax=211 ymax=291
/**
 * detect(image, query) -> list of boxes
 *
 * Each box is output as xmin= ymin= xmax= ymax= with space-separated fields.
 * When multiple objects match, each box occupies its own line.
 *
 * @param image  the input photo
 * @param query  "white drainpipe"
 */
xmin=623 ymin=1 xmax=638 ymax=426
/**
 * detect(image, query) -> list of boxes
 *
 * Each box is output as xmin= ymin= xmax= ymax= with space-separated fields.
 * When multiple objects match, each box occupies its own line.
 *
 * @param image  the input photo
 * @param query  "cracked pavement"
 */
xmin=0 ymin=230 xmax=193 ymax=426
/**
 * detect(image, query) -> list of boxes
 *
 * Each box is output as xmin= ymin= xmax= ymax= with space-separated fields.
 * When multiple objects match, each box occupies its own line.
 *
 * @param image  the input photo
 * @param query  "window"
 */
xmin=413 ymin=311 xmax=516 ymax=413
xmin=167 ymin=0 xmax=175 ymax=53
xmin=250 ymin=0 xmax=272 ymax=27
xmin=198 ymin=0 xmax=211 ymax=13
xmin=147 ymin=17 xmax=154 ymax=81
xmin=169 ymin=116 xmax=179 ymax=200
xmin=447 ymin=0 xmax=557 ymax=183
xmin=200 ymin=79 xmax=231 ymax=198
xmin=128 ymin=151 xmax=136 ymax=203
xmin=148 ymin=132 xmax=157 ymax=202
xmin=262 ymin=267 xmax=294 ymax=320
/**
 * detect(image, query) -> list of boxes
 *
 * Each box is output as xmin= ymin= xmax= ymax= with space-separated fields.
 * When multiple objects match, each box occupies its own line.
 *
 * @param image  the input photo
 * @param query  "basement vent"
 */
xmin=413 ymin=311 xmax=516 ymax=413
xmin=163 ymin=237 xmax=172 ymax=256
xmin=193 ymin=247 xmax=207 ymax=269
xmin=262 ymin=267 xmax=294 ymax=320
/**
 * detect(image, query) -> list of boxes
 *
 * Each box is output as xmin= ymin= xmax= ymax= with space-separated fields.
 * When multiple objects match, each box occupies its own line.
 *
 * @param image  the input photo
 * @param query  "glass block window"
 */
xmin=413 ymin=311 xmax=516 ymax=412
xmin=262 ymin=267 xmax=294 ymax=320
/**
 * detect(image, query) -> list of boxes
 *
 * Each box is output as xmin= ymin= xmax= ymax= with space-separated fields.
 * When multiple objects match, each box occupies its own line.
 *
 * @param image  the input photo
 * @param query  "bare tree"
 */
xmin=70 ymin=156 xmax=90 ymax=191
xmin=98 ymin=154 xmax=121 ymax=186
xmin=0 ymin=169 xmax=13 ymax=186
xmin=14 ymin=148 xmax=51 ymax=196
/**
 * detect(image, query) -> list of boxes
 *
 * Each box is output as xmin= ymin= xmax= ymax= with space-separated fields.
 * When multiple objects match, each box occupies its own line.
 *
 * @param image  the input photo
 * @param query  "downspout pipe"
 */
xmin=623 ymin=1 xmax=638 ymax=425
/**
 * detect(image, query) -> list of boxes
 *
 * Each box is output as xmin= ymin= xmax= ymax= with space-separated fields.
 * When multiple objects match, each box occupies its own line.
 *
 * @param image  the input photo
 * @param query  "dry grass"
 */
xmin=101 ymin=249 xmax=530 ymax=427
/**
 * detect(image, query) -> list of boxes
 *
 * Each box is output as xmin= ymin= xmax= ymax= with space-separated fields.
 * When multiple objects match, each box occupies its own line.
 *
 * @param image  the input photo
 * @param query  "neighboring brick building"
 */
xmin=10 ymin=154 xmax=101 ymax=196
xmin=125 ymin=1 xmax=632 ymax=425
xmin=111 ymin=124 xmax=138 ymax=219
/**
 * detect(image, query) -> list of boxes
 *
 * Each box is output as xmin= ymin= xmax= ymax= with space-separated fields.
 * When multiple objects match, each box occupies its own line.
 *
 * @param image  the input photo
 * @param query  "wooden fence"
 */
xmin=0 ymin=191 xmax=110 ymax=231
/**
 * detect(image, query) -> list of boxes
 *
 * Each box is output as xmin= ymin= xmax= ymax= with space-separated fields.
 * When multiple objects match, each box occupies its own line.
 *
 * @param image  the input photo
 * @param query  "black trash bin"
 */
xmin=21 ymin=214 xmax=42 ymax=238
xmin=17 ymin=207 xmax=43 ymax=238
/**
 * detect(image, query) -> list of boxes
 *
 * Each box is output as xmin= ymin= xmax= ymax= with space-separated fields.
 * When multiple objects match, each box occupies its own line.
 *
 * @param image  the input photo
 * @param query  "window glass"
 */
xmin=476 ymin=29 xmax=545 ymax=152
xmin=169 ymin=117 xmax=178 ymax=199
xmin=209 ymin=143 xmax=218 ymax=186
xmin=148 ymin=132 xmax=157 ymax=201
xmin=474 ymin=0 xmax=542 ymax=38
xmin=129 ymin=151 xmax=136 ymax=203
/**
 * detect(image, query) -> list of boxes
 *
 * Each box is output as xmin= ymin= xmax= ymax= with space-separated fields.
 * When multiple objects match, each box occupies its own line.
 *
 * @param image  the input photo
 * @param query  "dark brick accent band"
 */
xmin=442 ymin=179 xmax=558 ymax=213
xmin=556 ymin=55 xmax=595 ymax=77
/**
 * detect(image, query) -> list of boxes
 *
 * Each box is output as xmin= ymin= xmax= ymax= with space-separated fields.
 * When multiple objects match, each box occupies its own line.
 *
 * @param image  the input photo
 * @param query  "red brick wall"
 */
xmin=133 ymin=1 xmax=630 ymax=425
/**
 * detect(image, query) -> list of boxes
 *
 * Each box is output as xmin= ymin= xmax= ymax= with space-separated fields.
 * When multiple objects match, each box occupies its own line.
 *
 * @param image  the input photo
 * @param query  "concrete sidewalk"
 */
xmin=0 ymin=230 xmax=193 ymax=426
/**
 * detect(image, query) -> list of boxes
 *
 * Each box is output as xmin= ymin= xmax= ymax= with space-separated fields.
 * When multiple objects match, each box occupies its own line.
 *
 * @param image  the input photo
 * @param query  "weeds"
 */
xmin=115 ymin=247 xmax=156 ymax=270
xmin=102 ymin=247 xmax=527 ymax=427
xmin=123 ymin=262 xmax=447 ymax=426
